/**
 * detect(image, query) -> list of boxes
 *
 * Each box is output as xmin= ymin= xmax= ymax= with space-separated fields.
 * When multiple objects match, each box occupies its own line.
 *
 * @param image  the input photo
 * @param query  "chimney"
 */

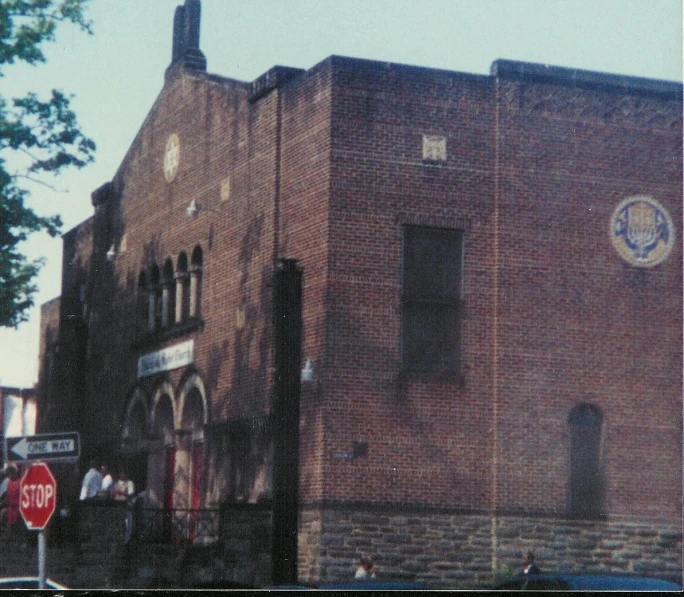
xmin=167 ymin=0 xmax=207 ymax=78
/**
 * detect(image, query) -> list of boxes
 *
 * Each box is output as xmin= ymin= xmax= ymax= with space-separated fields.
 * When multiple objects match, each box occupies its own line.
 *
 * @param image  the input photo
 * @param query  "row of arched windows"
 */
xmin=138 ymin=245 xmax=203 ymax=333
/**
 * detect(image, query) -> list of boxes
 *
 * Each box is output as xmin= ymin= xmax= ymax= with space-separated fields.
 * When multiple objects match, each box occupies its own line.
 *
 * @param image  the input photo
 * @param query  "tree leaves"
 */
xmin=9 ymin=90 xmax=96 ymax=173
xmin=0 ymin=0 xmax=95 ymax=327
xmin=0 ymin=0 xmax=93 ymax=74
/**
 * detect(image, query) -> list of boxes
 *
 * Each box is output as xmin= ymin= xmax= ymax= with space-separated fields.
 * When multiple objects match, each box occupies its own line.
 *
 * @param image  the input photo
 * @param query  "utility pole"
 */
xmin=271 ymin=258 xmax=302 ymax=586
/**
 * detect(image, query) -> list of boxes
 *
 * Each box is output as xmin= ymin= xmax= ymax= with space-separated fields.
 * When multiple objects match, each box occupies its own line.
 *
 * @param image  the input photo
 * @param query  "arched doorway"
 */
xmin=149 ymin=382 xmax=176 ymax=510
xmin=120 ymin=389 xmax=149 ymax=492
xmin=177 ymin=374 xmax=208 ymax=541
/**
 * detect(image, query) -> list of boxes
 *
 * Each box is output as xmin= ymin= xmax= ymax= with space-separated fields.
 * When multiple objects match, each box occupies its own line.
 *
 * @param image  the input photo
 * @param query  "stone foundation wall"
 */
xmin=298 ymin=504 xmax=682 ymax=589
xmin=298 ymin=506 xmax=493 ymax=587
xmin=0 ymin=501 xmax=677 ymax=589
xmin=217 ymin=503 xmax=273 ymax=587
xmin=495 ymin=516 xmax=682 ymax=579
xmin=299 ymin=507 xmax=323 ymax=580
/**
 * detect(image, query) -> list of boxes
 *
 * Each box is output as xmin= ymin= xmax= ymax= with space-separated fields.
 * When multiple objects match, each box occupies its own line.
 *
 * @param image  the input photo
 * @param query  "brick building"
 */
xmin=37 ymin=0 xmax=682 ymax=586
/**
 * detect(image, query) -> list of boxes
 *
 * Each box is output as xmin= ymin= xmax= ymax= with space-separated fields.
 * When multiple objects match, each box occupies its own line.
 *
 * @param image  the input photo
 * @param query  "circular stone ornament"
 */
xmin=610 ymin=195 xmax=674 ymax=268
xmin=163 ymin=133 xmax=180 ymax=183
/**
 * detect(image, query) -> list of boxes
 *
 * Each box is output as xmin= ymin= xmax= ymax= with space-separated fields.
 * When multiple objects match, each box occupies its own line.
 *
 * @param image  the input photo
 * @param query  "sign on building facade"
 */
xmin=137 ymin=340 xmax=194 ymax=378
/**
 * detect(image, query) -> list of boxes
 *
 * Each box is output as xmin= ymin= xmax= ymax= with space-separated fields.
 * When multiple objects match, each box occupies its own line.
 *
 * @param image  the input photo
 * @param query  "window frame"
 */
xmin=568 ymin=403 xmax=604 ymax=519
xmin=400 ymin=225 xmax=464 ymax=379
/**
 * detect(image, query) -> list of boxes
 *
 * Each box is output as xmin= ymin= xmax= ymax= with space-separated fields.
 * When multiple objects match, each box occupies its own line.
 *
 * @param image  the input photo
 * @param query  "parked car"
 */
xmin=0 ymin=577 xmax=69 ymax=589
xmin=493 ymin=573 xmax=681 ymax=591
xmin=268 ymin=579 xmax=427 ymax=590
xmin=318 ymin=580 xmax=427 ymax=590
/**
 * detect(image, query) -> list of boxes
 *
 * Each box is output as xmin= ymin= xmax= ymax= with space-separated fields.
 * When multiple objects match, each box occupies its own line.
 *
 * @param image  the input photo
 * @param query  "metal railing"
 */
xmin=131 ymin=506 xmax=220 ymax=545
xmin=78 ymin=500 xmax=270 ymax=546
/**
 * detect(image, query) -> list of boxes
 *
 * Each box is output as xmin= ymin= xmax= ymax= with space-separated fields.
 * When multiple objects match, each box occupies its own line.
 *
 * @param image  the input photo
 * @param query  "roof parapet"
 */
xmin=491 ymin=59 xmax=682 ymax=100
xmin=249 ymin=66 xmax=305 ymax=102
xmin=91 ymin=181 xmax=114 ymax=208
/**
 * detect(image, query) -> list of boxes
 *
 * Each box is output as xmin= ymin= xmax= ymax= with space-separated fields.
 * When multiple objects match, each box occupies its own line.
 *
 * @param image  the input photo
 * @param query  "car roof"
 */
xmin=268 ymin=580 xmax=428 ymax=590
xmin=495 ymin=574 xmax=681 ymax=591
xmin=0 ymin=576 xmax=69 ymax=589
xmin=317 ymin=580 xmax=427 ymax=590
xmin=567 ymin=575 xmax=681 ymax=591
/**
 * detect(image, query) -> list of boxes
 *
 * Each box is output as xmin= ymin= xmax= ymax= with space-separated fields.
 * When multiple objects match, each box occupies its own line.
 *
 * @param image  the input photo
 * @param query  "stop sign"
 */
xmin=19 ymin=462 xmax=57 ymax=530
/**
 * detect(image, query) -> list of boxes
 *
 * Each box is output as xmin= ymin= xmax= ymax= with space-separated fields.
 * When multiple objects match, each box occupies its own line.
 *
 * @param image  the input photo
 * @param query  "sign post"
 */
xmin=19 ymin=462 xmax=57 ymax=590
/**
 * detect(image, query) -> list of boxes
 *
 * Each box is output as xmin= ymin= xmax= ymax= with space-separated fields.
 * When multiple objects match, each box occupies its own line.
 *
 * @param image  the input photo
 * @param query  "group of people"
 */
xmin=0 ymin=460 xmax=138 ymax=546
xmin=80 ymin=460 xmax=135 ymax=502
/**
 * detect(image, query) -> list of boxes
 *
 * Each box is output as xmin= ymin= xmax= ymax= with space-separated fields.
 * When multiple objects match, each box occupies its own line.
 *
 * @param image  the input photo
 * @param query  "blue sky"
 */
xmin=0 ymin=0 xmax=681 ymax=387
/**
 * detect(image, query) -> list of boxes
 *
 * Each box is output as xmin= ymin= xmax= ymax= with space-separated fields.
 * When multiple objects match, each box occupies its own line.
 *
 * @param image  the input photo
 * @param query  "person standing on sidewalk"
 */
xmin=100 ymin=464 xmax=114 ymax=497
xmin=354 ymin=556 xmax=377 ymax=579
xmin=3 ymin=466 xmax=22 ymax=540
xmin=79 ymin=460 xmax=103 ymax=500
xmin=521 ymin=551 xmax=542 ymax=575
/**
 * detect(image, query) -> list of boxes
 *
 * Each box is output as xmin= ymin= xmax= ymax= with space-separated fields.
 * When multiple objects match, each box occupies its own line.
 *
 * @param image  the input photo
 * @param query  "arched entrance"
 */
xmin=176 ymin=374 xmax=208 ymax=541
xmin=149 ymin=382 xmax=176 ymax=511
xmin=120 ymin=389 xmax=150 ymax=492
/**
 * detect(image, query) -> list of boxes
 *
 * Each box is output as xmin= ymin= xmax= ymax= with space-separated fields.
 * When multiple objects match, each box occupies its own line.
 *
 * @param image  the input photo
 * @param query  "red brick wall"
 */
xmin=319 ymin=58 xmax=497 ymax=506
xmin=494 ymin=78 xmax=682 ymax=518
xmin=279 ymin=59 xmax=334 ymax=501
xmin=82 ymin=69 xmax=282 ymax=437
xmin=40 ymin=55 xmax=681 ymax=524
xmin=50 ymin=219 xmax=95 ymax=438
xmin=290 ymin=58 xmax=681 ymax=521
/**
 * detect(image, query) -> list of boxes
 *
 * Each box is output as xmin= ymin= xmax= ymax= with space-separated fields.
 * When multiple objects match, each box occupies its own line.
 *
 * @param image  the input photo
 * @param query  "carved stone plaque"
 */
xmin=422 ymin=135 xmax=447 ymax=161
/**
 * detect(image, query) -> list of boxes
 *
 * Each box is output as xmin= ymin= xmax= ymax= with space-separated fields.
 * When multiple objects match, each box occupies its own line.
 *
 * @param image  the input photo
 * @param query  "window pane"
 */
xmin=404 ymin=227 xmax=461 ymax=300
xmin=568 ymin=405 xmax=603 ymax=517
xmin=402 ymin=226 xmax=463 ymax=375
xmin=403 ymin=302 xmax=460 ymax=373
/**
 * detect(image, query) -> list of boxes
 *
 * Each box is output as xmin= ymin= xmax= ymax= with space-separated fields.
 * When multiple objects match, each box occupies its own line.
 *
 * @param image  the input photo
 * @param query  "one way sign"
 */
xmin=5 ymin=432 xmax=81 ymax=463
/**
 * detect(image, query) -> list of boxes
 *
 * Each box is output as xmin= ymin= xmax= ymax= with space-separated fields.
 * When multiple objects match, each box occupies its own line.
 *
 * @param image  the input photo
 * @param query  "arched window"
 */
xmin=189 ymin=245 xmax=203 ymax=319
xmin=149 ymin=265 xmax=161 ymax=332
xmin=124 ymin=402 xmax=147 ymax=446
xmin=568 ymin=404 xmax=604 ymax=518
xmin=137 ymin=272 xmax=148 ymax=333
xmin=162 ymin=258 xmax=175 ymax=328
xmin=121 ymin=390 xmax=150 ymax=491
xmin=176 ymin=252 xmax=189 ymax=324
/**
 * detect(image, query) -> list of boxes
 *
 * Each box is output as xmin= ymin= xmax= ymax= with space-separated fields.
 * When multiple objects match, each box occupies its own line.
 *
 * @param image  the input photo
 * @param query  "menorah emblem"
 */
xmin=625 ymin=201 xmax=658 ymax=259
xmin=610 ymin=196 xmax=674 ymax=268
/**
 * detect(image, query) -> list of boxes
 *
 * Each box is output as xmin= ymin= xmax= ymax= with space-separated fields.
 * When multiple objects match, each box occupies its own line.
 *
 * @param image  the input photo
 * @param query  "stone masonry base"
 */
xmin=298 ymin=503 xmax=682 ymax=589
xmin=0 ymin=502 xmax=678 ymax=589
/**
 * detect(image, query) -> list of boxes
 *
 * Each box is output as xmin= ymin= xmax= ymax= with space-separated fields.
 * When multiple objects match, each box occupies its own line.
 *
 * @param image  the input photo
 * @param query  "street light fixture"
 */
xmin=186 ymin=198 xmax=218 ymax=219
xmin=301 ymin=359 xmax=315 ymax=382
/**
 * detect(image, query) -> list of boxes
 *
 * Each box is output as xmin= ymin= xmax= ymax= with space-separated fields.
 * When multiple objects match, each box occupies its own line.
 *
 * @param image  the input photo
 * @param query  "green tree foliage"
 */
xmin=0 ymin=0 xmax=95 ymax=327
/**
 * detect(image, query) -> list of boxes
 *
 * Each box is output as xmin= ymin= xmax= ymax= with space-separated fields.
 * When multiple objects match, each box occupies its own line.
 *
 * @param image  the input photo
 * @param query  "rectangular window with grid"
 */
xmin=402 ymin=225 xmax=463 ymax=375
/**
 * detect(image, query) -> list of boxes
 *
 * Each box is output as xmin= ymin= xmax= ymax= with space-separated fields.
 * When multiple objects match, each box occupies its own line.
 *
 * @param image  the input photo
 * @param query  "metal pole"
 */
xmin=271 ymin=258 xmax=303 ymax=586
xmin=38 ymin=530 xmax=46 ymax=589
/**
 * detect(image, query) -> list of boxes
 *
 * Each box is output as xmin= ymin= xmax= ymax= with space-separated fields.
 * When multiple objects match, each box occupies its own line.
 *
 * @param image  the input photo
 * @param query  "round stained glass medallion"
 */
xmin=610 ymin=195 xmax=674 ymax=268
xmin=163 ymin=133 xmax=180 ymax=183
